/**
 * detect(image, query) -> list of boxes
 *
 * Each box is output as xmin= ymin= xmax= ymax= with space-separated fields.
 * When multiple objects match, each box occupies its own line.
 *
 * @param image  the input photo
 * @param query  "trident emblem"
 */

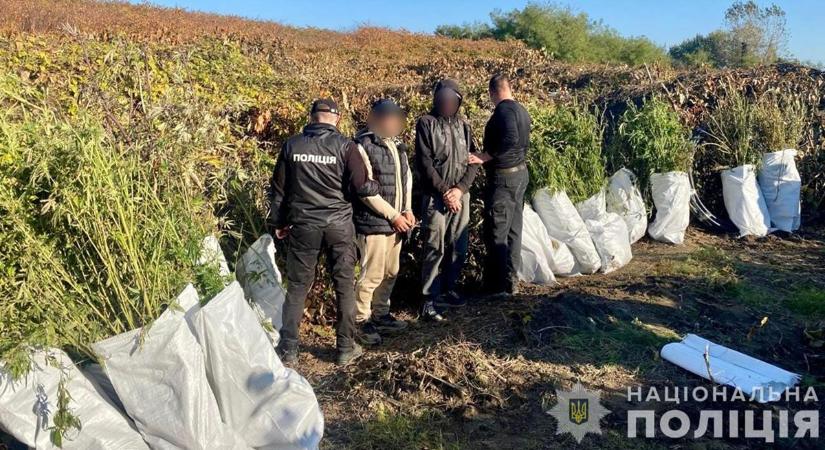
xmin=569 ymin=398 xmax=589 ymax=425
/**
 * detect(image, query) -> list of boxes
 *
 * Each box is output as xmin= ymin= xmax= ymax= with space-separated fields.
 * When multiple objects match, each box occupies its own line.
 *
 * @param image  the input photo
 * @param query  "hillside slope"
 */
xmin=1 ymin=2 xmax=825 ymax=449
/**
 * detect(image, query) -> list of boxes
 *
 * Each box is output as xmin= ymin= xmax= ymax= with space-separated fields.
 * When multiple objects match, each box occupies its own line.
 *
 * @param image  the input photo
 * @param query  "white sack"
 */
xmin=236 ymin=234 xmax=287 ymax=334
xmin=81 ymin=363 xmax=124 ymax=413
xmin=758 ymin=150 xmax=801 ymax=232
xmin=574 ymin=190 xmax=606 ymax=222
xmin=93 ymin=285 xmax=247 ymax=450
xmin=647 ymin=171 xmax=691 ymax=244
xmin=576 ymin=192 xmax=633 ymax=274
xmin=518 ymin=205 xmax=558 ymax=284
xmin=721 ymin=165 xmax=772 ymax=237
xmin=199 ymin=235 xmax=231 ymax=278
xmin=606 ymin=168 xmax=647 ymax=244
xmin=547 ymin=238 xmax=577 ymax=277
xmin=661 ymin=334 xmax=800 ymax=403
xmin=0 ymin=349 xmax=148 ymax=450
xmin=532 ymin=189 xmax=601 ymax=274
xmin=191 ymin=282 xmax=324 ymax=450
xmin=585 ymin=213 xmax=633 ymax=274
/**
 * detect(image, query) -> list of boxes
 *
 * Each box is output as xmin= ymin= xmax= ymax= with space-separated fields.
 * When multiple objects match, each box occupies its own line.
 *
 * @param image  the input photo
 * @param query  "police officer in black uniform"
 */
xmin=470 ymin=74 xmax=531 ymax=296
xmin=269 ymin=99 xmax=379 ymax=366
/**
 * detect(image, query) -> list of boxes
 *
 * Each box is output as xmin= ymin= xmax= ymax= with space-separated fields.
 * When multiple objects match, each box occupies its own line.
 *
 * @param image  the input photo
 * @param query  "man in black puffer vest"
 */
xmin=352 ymin=99 xmax=414 ymax=346
xmin=269 ymin=98 xmax=379 ymax=367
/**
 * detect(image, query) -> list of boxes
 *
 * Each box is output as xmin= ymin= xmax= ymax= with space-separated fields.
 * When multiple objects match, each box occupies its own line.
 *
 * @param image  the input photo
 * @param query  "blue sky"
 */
xmin=130 ymin=1 xmax=824 ymax=63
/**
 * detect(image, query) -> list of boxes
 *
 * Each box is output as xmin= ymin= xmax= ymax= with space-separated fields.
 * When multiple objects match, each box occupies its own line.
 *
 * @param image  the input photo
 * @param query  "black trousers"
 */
xmin=280 ymin=222 xmax=357 ymax=351
xmin=483 ymin=169 xmax=529 ymax=293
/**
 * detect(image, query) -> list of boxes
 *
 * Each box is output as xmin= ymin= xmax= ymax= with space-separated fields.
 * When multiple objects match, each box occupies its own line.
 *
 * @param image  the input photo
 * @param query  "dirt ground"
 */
xmin=295 ymin=227 xmax=825 ymax=450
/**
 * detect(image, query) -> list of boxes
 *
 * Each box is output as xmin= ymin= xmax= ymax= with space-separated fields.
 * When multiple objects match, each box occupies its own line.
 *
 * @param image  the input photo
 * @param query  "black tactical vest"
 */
xmin=280 ymin=123 xmax=354 ymax=227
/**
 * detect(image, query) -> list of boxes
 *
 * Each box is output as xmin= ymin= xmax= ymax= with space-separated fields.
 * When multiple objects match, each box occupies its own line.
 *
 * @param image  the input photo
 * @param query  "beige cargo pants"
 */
xmin=355 ymin=233 xmax=402 ymax=323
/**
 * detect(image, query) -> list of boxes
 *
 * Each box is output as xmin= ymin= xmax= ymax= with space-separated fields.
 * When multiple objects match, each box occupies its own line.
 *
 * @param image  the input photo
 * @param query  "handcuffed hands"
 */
xmin=443 ymin=187 xmax=463 ymax=213
xmin=391 ymin=214 xmax=412 ymax=233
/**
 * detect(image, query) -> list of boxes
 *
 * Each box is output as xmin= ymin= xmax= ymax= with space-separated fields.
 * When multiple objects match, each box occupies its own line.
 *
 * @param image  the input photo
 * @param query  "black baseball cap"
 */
xmin=310 ymin=98 xmax=339 ymax=115
xmin=370 ymin=98 xmax=405 ymax=117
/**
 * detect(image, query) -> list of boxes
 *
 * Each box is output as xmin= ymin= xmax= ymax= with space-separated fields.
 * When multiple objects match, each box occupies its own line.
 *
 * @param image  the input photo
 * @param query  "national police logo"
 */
xmin=547 ymin=382 xmax=610 ymax=443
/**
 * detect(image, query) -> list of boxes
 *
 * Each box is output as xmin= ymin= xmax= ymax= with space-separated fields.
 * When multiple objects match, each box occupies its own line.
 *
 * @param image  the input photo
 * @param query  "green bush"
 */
xmin=611 ymin=96 xmax=694 ymax=198
xmin=527 ymin=103 xmax=605 ymax=203
xmin=438 ymin=3 xmax=668 ymax=66
xmin=702 ymin=87 xmax=760 ymax=168
xmin=0 ymin=72 xmax=218 ymax=369
xmin=751 ymin=93 xmax=807 ymax=153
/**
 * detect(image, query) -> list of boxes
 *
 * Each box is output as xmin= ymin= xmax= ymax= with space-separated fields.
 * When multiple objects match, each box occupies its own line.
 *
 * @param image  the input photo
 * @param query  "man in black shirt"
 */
xmin=269 ymin=98 xmax=379 ymax=366
xmin=470 ymin=74 xmax=531 ymax=296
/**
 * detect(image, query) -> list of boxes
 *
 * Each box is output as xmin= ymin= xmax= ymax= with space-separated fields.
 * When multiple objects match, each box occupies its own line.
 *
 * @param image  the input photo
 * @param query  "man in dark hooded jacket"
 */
xmin=269 ymin=98 xmax=379 ymax=366
xmin=415 ymin=79 xmax=481 ymax=321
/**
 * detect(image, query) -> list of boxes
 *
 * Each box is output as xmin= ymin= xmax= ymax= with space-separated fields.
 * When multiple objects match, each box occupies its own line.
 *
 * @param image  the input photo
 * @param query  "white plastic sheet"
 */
xmin=518 ymin=205 xmax=558 ymax=284
xmin=236 ymin=234 xmax=287 ymax=334
xmin=191 ymin=282 xmax=324 ymax=450
xmin=606 ymin=168 xmax=647 ymax=244
xmin=661 ymin=334 xmax=800 ymax=403
xmin=721 ymin=165 xmax=772 ymax=237
xmin=532 ymin=189 xmax=601 ymax=274
xmin=758 ymin=150 xmax=801 ymax=232
xmin=647 ymin=171 xmax=691 ymax=244
xmin=92 ymin=285 xmax=248 ymax=450
xmin=0 ymin=349 xmax=148 ymax=449
xmin=577 ymin=192 xmax=633 ymax=274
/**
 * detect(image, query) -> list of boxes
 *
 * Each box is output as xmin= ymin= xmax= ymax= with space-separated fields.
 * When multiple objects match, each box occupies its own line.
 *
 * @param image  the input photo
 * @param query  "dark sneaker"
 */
xmin=372 ymin=313 xmax=408 ymax=333
xmin=337 ymin=343 xmax=364 ymax=366
xmin=356 ymin=321 xmax=383 ymax=346
xmin=421 ymin=301 xmax=446 ymax=322
xmin=277 ymin=343 xmax=299 ymax=364
xmin=435 ymin=291 xmax=467 ymax=308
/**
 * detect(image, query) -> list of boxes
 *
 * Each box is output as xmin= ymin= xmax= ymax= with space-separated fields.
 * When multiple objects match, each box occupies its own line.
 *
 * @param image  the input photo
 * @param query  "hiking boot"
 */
xmin=356 ymin=321 xmax=383 ymax=346
xmin=435 ymin=291 xmax=467 ymax=308
xmin=337 ymin=343 xmax=364 ymax=366
xmin=421 ymin=301 xmax=446 ymax=322
xmin=372 ymin=313 xmax=408 ymax=333
xmin=277 ymin=343 xmax=299 ymax=364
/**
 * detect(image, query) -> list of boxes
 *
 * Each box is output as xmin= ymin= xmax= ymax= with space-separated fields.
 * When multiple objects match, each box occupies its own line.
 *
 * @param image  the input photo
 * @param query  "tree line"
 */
xmin=435 ymin=1 xmax=797 ymax=68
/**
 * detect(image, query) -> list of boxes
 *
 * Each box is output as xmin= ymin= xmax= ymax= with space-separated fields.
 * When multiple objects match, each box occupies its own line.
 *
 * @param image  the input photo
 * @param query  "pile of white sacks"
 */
xmin=519 ymin=167 xmax=692 ymax=284
xmin=520 ymin=149 xmax=803 ymax=284
xmin=721 ymin=149 xmax=802 ymax=237
xmin=0 ymin=236 xmax=323 ymax=450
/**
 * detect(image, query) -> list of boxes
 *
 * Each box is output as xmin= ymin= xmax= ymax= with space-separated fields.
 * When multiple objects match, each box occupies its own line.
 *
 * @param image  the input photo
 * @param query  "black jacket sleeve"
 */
xmin=455 ymin=122 xmax=480 ymax=193
xmin=415 ymin=118 xmax=451 ymax=194
xmin=268 ymin=145 xmax=288 ymax=229
xmin=345 ymin=142 xmax=380 ymax=197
